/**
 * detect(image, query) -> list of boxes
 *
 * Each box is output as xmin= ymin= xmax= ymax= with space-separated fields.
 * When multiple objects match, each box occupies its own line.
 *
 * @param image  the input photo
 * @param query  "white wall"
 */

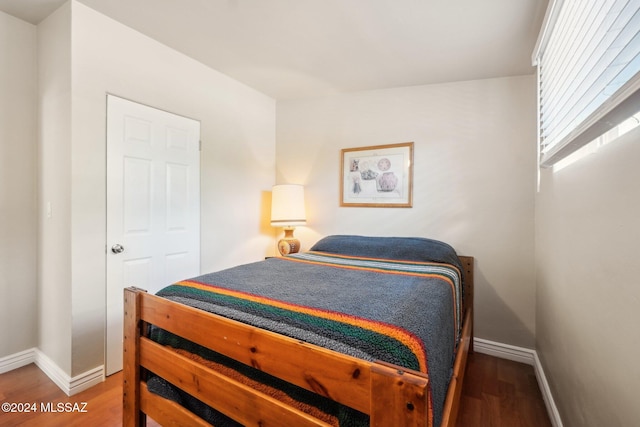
xmin=32 ymin=0 xmax=276 ymax=376
xmin=536 ymin=128 xmax=640 ymax=426
xmin=276 ymin=76 xmax=537 ymax=348
xmin=37 ymin=1 xmax=74 ymax=375
xmin=0 ymin=11 xmax=38 ymax=359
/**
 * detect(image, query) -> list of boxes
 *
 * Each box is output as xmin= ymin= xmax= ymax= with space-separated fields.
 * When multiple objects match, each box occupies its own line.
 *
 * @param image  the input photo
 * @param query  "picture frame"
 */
xmin=340 ymin=142 xmax=413 ymax=207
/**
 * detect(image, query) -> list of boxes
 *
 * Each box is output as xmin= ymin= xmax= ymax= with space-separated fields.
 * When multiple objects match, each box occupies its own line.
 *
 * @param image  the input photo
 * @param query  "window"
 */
xmin=553 ymin=109 xmax=640 ymax=171
xmin=532 ymin=0 xmax=640 ymax=168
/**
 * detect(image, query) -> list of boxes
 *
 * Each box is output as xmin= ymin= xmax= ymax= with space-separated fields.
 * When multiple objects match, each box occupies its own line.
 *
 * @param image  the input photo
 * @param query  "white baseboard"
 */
xmin=474 ymin=337 xmax=536 ymax=365
xmin=34 ymin=349 xmax=104 ymax=396
xmin=0 ymin=347 xmax=37 ymax=374
xmin=67 ymin=365 xmax=105 ymax=395
xmin=1 ymin=348 xmax=104 ymax=396
xmin=532 ymin=351 xmax=564 ymax=427
xmin=473 ymin=338 xmax=564 ymax=427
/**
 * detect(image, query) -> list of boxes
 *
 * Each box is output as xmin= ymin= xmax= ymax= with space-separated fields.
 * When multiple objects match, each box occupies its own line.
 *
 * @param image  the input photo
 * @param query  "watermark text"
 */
xmin=2 ymin=401 xmax=88 ymax=413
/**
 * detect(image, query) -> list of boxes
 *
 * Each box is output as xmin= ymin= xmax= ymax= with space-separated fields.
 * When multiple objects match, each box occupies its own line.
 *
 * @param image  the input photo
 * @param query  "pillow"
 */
xmin=309 ymin=235 xmax=461 ymax=267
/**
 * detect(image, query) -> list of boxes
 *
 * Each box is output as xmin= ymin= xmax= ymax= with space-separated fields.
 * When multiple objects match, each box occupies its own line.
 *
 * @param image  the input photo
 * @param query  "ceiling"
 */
xmin=0 ymin=0 xmax=548 ymax=100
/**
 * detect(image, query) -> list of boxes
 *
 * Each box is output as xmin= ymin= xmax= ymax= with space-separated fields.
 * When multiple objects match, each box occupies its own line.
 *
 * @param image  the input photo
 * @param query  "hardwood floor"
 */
xmin=0 ymin=364 xmax=159 ymax=427
xmin=455 ymin=352 xmax=552 ymax=427
xmin=0 ymin=353 xmax=551 ymax=426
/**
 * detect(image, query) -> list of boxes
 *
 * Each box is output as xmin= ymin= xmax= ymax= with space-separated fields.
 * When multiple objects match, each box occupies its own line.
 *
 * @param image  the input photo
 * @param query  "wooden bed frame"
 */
xmin=123 ymin=255 xmax=474 ymax=427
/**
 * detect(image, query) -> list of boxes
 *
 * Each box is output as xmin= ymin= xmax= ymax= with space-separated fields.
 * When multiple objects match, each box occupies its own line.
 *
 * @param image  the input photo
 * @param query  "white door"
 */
xmin=105 ymin=95 xmax=200 ymax=375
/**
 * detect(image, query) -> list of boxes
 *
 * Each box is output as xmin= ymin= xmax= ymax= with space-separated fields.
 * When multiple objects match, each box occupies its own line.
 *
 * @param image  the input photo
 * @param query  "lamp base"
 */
xmin=277 ymin=228 xmax=301 ymax=256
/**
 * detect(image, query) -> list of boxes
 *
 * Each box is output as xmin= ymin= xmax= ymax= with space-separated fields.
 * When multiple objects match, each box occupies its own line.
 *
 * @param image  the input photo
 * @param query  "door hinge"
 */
xmin=199 ymin=140 xmax=202 ymax=151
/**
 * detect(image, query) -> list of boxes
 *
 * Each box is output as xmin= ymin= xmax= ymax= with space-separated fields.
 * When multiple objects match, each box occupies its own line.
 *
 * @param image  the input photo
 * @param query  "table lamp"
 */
xmin=271 ymin=184 xmax=306 ymax=255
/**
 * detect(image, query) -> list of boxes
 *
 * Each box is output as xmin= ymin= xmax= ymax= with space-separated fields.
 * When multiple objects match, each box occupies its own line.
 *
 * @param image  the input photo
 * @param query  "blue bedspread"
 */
xmin=150 ymin=244 xmax=463 ymax=426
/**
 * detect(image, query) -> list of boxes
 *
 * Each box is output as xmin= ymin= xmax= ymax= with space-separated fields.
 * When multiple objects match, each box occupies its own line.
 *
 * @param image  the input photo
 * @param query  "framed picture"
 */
xmin=340 ymin=142 xmax=413 ymax=207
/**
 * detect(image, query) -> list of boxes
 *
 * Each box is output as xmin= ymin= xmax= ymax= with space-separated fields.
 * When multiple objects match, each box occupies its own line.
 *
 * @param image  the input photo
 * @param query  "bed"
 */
xmin=123 ymin=235 xmax=474 ymax=427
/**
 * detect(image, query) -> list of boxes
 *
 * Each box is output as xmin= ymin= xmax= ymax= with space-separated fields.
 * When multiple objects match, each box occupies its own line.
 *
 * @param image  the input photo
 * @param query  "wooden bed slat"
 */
xmin=140 ymin=338 xmax=331 ymax=427
xmin=140 ymin=291 xmax=372 ymax=413
xmin=140 ymin=382 xmax=212 ymax=427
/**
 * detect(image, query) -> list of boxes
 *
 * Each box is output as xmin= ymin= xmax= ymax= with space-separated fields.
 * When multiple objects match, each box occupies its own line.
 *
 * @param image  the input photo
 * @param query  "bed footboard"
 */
xmin=123 ymin=255 xmax=474 ymax=427
xmin=123 ymin=289 xmax=433 ymax=426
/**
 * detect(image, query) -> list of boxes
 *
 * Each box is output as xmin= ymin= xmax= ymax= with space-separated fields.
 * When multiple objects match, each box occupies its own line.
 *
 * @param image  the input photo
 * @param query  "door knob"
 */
xmin=111 ymin=244 xmax=125 ymax=254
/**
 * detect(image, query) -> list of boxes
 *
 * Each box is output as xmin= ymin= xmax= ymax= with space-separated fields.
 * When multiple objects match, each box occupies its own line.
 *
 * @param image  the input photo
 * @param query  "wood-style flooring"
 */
xmin=456 ymin=353 xmax=552 ymax=427
xmin=0 ymin=352 xmax=551 ymax=426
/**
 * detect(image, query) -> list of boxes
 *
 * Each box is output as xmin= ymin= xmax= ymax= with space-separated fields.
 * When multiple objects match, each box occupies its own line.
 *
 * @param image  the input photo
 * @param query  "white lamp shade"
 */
xmin=271 ymin=184 xmax=306 ymax=227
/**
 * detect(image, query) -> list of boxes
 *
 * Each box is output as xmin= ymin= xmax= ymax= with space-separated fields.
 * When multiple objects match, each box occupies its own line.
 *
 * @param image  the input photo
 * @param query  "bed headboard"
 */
xmin=457 ymin=256 xmax=473 ymax=308
xmin=457 ymin=255 xmax=474 ymax=350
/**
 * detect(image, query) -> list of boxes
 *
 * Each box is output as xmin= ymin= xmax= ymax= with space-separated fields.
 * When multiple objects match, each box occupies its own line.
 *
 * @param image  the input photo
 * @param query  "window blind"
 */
xmin=533 ymin=0 xmax=640 ymax=167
